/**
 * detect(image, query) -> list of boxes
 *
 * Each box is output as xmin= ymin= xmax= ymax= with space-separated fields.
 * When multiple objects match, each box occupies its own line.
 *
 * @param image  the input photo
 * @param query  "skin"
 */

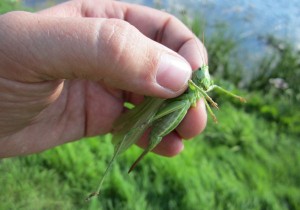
xmin=0 ymin=0 xmax=207 ymax=158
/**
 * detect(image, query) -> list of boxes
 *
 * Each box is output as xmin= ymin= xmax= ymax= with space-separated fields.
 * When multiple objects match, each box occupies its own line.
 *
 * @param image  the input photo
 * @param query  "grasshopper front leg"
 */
xmin=206 ymin=85 xmax=246 ymax=103
xmin=189 ymin=80 xmax=218 ymax=122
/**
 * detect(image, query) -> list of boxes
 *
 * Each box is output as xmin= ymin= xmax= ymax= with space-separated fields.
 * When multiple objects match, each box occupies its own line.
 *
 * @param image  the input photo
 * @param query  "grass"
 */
xmin=1 ymin=103 xmax=299 ymax=210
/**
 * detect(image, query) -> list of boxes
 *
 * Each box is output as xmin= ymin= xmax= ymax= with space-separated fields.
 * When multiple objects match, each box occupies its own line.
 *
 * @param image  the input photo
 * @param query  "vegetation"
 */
xmin=1 ymin=1 xmax=299 ymax=210
xmin=0 ymin=0 xmax=21 ymax=14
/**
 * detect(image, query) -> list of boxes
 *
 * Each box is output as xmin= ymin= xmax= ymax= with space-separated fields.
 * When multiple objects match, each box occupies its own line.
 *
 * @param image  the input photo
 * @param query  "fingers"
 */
xmin=0 ymin=11 xmax=191 ymax=98
xmin=83 ymin=0 xmax=207 ymax=69
xmin=35 ymin=0 xmax=208 ymax=96
xmin=39 ymin=0 xmax=207 ymax=69
xmin=151 ymin=132 xmax=184 ymax=157
xmin=176 ymin=100 xmax=207 ymax=139
xmin=136 ymin=100 xmax=207 ymax=157
xmin=136 ymin=131 xmax=184 ymax=157
xmin=116 ymin=1 xmax=207 ymax=69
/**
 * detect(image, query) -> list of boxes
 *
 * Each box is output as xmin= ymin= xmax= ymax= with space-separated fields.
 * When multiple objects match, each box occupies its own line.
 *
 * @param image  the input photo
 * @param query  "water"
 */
xmin=132 ymin=0 xmax=300 ymax=46
xmin=23 ymin=0 xmax=299 ymax=45
xmin=126 ymin=0 xmax=300 ymax=68
xmin=23 ymin=0 xmax=300 ymax=66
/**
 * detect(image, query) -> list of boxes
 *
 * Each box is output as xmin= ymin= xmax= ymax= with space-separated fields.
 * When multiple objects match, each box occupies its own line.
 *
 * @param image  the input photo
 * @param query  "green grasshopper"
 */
xmin=86 ymin=40 xmax=246 ymax=201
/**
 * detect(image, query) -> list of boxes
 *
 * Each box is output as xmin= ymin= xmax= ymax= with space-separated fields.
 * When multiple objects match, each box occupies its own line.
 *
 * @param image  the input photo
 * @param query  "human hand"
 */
xmin=0 ymin=0 xmax=207 ymax=157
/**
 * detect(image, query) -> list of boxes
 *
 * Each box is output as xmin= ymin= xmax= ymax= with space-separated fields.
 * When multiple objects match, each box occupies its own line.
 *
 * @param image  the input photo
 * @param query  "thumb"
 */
xmin=0 ymin=12 xmax=192 ymax=98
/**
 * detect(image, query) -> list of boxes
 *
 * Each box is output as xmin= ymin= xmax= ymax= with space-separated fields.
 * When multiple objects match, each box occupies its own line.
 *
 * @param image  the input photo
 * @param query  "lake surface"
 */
xmin=23 ymin=0 xmax=299 ymax=44
xmin=128 ymin=0 xmax=300 ymax=66
xmin=137 ymin=0 xmax=299 ymax=45
xmin=23 ymin=0 xmax=300 ymax=66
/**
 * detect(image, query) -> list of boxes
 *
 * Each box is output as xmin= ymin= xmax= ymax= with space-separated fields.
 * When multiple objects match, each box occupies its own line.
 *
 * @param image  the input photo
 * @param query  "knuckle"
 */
xmin=100 ymin=19 xmax=138 ymax=65
xmin=1 ymin=10 xmax=27 ymax=19
xmin=0 ymin=11 xmax=31 ymax=27
xmin=0 ymin=11 xmax=29 ymax=33
xmin=97 ymin=19 xmax=159 ymax=88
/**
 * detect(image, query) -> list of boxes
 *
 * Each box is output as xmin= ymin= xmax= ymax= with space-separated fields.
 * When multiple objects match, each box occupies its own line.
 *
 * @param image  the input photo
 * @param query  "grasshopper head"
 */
xmin=191 ymin=65 xmax=213 ymax=91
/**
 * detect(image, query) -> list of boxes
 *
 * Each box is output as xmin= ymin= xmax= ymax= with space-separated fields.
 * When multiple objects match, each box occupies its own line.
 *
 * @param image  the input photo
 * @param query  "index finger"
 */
xmin=39 ymin=0 xmax=207 ymax=69
xmin=114 ymin=1 xmax=207 ymax=69
xmin=107 ymin=1 xmax=207 ymax=69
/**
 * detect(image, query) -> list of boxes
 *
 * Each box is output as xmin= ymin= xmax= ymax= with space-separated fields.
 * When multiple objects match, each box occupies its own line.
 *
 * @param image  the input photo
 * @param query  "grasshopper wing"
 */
xmin=112 ymin=97 xmax=165 ymax=153
xmin=86 ymin=97 xmax=165 ymax=200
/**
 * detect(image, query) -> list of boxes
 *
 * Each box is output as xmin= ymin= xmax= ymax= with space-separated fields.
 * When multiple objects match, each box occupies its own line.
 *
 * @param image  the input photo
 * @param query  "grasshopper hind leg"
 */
xmin=128 ymin=136 xmax=163 ymax=173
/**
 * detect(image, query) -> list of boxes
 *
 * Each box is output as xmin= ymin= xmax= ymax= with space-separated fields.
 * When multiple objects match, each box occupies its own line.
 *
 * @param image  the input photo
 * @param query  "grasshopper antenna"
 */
xmin=194 ymin=22 xmax=208 ymax=68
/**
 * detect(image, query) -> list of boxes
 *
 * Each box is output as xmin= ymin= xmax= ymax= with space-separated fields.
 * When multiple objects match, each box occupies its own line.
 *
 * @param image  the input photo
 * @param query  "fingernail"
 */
xmin=156 ymin=54 xmax=192 ymax=92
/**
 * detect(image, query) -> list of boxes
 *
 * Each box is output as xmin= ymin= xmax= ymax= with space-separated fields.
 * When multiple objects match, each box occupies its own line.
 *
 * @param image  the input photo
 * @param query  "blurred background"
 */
xmin=1 ymin=0 xmax=299 ymax=209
